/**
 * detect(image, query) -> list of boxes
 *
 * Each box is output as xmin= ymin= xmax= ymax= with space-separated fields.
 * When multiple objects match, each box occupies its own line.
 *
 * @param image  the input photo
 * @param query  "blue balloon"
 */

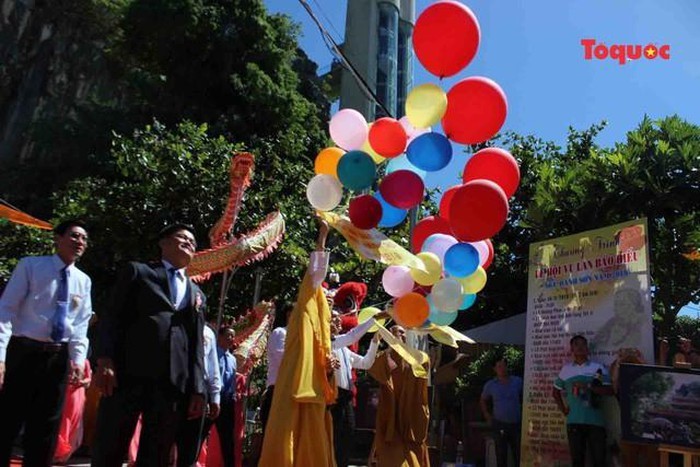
xmin=375 ymin=192 xmax=408 ymax=228
xmin=460 ymin=293 xmax=476 ymax=310
xmin=386 ymin=154 xmax=427 ymax=179
xmin=406 ymin=133 xmax=453 ymax=172
xmin=337 ymin=150 xmax=376 ymax=191
xmin=444 ymin=243 xmax=480 ymax=277
xmin=429 ymin=309 xmax=458 ymax=326
xmin=427 ymin=295 xmax=458 ymax=325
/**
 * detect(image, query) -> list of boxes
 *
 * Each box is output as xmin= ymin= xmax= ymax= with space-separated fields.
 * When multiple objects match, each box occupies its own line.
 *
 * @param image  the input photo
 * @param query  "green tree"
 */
xmin=462 ymin=116 xmax=700 ymax=335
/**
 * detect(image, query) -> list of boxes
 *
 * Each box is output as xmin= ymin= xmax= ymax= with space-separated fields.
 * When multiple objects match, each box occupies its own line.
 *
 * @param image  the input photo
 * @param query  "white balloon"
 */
xmin=431 ymin=278 xmax=463 ymax=313
xmin=306 ymin=174 xmax=343 ymax=211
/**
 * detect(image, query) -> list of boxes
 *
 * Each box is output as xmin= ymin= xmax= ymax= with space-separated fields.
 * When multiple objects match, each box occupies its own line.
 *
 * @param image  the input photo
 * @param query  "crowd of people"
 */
xmin=1 ymin=218 xmax=697 ymax=467
xmin=0 ymin=218 xmax=433 ymax=467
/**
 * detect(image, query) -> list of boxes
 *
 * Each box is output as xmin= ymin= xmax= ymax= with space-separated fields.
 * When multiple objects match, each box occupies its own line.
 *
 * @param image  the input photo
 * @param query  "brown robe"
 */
xmin=369 ymin=350 xmax=430 ymax=467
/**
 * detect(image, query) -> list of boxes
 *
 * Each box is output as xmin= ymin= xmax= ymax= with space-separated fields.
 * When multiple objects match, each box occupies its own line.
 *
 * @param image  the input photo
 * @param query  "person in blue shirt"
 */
xmin=0 ymin=219 xmax=92 ymax=466
xmin=480 ymin=355 xmax=523 ymax=467
xmin=553 ymin=334 xmax=615 ymax=467
xmin=202 ymin=325 xmax=237 ymax=467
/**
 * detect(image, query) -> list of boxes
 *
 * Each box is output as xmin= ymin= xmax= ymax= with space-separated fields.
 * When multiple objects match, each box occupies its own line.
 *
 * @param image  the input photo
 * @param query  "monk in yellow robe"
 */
xmin=369 ymin=325 xmax=430 ymax=467
xmin=259 ymin=220 xmax=338 ymax=467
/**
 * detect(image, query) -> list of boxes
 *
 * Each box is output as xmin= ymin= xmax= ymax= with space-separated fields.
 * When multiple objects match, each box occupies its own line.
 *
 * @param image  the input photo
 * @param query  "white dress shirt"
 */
xmin=334 ymin=340 xmax=379 ymax=390
xmin=0 ymin=254 xmax=93 ymax=365
xmin=309 ymin=251 xmax=329 ymax=289
xmin=203 ymin=325 xmax=222 ymax=404
xmin=162 ymin=259 xmax=187 ymax=309
xmin=264 ymin=250 xmax=328 ymax=387
xmin=266 ymin=327 xmax=287 ymax=387
xmin=331 ymin=318 xmax=375 ymax=350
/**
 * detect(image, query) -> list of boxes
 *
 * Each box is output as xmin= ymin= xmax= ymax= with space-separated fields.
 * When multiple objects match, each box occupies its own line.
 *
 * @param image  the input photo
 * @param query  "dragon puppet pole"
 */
xmin=216 ymin=266 xmax=239 ymax=331
xmin=252 ymin=267 xmax=264 ymax=307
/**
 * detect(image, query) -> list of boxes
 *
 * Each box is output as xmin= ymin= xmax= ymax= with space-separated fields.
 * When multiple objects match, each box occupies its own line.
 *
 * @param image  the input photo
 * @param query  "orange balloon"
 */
xmin=314 ymin=147 xmax=345 ymax=178
xmin=394 ymin=292 xmax=430 ymax=328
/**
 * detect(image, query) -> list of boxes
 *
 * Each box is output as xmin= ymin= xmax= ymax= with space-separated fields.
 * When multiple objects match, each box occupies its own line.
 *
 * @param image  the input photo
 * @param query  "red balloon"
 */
xmin=463 ymin=147 xmax=520 ymax=198
xmin=484 ymin=238 xmax=495 ymax=270
xmin=413 ymin=1 xmax=481 ymax=78
xmin=349 ymin=195 xmax=383 ymax=230
xmin=379 ymin=170 xmax=424 ymax=210
xmin=442 ymin=77 xmax=508 ymax=145
xmin=438 ymin=185 xmax=461 ymax=222
xmin=412 ymin=216 xmax=451 ymax=253
xmin=368 ymin=117 xmax=407 ymax=158
xmin=449 ymin=180 xmax=509 ymax=242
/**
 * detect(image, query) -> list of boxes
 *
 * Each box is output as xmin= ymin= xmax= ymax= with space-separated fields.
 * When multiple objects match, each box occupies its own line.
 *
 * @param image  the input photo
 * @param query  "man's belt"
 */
xmin=12 ymin=335 xmax=67 ymax=353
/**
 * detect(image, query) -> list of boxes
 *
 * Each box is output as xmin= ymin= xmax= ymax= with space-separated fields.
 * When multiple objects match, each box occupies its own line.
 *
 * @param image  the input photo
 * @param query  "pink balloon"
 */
xmin=382 ymin=265 xmax=415 ymax=298
xmin=484 ymin=238 xmax=495 ymax=270
xmin=379 ymin=170 xmax=425 ymax=209
xmin=399 ymin=116 xmax=431 ymax=144
xmin=421 ymin=233 xmax=458 ymax=265
xmin=442 ymin=77 xmax=508 ymax=145
xmin=329 ymin=109 xmax=369 ymax=151
xmin=412 ymin=216 xmax=451 ymax=253
xmin=468 ymin=240 xmax=490 ymax=266
xmin=463 ymin=147 xmax=520 ymax=198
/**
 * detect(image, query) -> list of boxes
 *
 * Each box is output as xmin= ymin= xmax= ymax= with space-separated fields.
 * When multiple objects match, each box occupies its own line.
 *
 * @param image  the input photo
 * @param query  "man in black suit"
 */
xmin=92 ymin=223 xmax=206 ymax=467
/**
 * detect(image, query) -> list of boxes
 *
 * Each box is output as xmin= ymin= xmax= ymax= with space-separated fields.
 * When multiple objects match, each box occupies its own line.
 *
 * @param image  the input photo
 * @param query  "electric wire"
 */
xmin=297 ymin=0 xmax=394 ymax=118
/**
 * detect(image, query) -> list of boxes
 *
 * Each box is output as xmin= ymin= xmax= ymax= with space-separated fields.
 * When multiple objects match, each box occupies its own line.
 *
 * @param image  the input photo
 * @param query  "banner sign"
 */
xmin=521 ymin=219 xmax=654 ymax=466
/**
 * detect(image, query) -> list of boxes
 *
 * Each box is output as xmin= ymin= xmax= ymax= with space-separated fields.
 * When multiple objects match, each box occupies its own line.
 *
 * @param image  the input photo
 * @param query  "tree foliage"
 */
xmin=463 ymin=116 xmax=699 ymax=335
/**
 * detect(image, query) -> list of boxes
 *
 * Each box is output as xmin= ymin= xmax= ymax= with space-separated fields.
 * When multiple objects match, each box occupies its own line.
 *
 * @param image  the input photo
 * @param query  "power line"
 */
xmin=297 ymin=0 xmax=393 ymax=118
xmin=310 ymin=0 xmax=344 ymax=43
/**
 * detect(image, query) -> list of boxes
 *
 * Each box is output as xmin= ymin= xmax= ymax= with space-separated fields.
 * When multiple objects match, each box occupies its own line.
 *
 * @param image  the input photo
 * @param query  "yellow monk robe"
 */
xmin=258 ymin=263 xmax=337 ymax=467
xmin=369 ymin=349 xmax=430 ymax=467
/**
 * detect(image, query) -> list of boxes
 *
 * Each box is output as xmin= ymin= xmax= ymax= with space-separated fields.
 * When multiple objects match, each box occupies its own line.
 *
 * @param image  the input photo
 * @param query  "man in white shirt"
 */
xmin=176 ymin=319 xmax=221 ymax=466
xmin=330 ymin=309 xmax=381 ymax=467
xmin=0 ymin=219 xmax=92 ymax=466
xmin=260 ymin=302 xmax=294 ymax=433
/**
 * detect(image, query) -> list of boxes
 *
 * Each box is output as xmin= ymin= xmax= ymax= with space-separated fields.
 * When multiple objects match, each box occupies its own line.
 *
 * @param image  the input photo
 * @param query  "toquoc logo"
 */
xmin=581 ymin=39 xmax=670 ymax=65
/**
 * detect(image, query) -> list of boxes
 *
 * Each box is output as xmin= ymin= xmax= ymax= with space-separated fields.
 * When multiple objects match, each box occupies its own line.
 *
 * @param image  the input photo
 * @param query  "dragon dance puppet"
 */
xmin=186 ymin=152 xmax=285 ymax=376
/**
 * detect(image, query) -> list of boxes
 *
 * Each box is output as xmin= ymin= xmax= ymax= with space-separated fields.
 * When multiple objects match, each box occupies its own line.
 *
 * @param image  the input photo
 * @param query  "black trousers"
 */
xmin=175 ymin=398 xmax=207 ymax=467
xmin=330 ymin=388 xmax=355 ymax=467
xmin=259 ymin=385 xmax=274 ymax=434
xmin=566 ymin=423 xmax=607 ymax=467
xmin=0 ymin=336 xmax=69 ymax=467
xmin=201 ymin=399 xmax=235 ymax=467
xmin=91 ymin=380 xmax=189 ymax=467
xmin=493 ymin=421 xmax=521 ymax=467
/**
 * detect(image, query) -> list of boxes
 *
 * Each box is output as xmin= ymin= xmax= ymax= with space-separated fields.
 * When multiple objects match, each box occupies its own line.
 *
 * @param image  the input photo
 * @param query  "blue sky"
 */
xmin=265 ymin=0 xmax=700 ymax=147
xmin=265 ymin=0 xmax=700 ymax=193
xmin=265 ymin=0 xmax=700 ymax=314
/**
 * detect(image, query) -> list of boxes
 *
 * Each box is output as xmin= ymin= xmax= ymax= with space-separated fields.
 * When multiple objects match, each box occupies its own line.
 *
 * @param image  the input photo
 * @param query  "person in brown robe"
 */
xmin=368 ymin=325 xmax=430 ymax=467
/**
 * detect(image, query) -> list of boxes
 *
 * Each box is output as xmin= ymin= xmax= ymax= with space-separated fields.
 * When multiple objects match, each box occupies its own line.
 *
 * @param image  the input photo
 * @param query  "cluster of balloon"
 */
xmin=306 ymin=1 xmax=519 ymax=330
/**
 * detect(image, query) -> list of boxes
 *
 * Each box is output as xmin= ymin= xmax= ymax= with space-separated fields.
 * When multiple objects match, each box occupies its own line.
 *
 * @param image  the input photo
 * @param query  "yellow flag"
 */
xmin=374 ymin=321 xmax=428 ymax=379
xmin=318 ymin=211 xmax=426 ymax=272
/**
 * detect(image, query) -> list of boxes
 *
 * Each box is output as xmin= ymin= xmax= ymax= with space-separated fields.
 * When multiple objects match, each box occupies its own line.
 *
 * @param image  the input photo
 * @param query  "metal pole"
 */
xmin=253 ymin=267 xmax=264 ymax=307
xmin=216 ymin=270 xmax=229 ymax=331
xmin=216 ymin=267 xmax=239 ymax=331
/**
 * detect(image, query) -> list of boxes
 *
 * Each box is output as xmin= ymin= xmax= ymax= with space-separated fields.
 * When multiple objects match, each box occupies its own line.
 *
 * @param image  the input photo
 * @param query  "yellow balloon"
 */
xmin=405 ymin=83 xmax=448 ymax=129
xmin=358 ymin=306 xmax=387 ymax=333
xmin=314 ymin=147 xmax=345 ymax=178
xmin=410 ymin=251 xmax=442 ymax=286
xmin=457 ymin=266 xmax=487 ymax=294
